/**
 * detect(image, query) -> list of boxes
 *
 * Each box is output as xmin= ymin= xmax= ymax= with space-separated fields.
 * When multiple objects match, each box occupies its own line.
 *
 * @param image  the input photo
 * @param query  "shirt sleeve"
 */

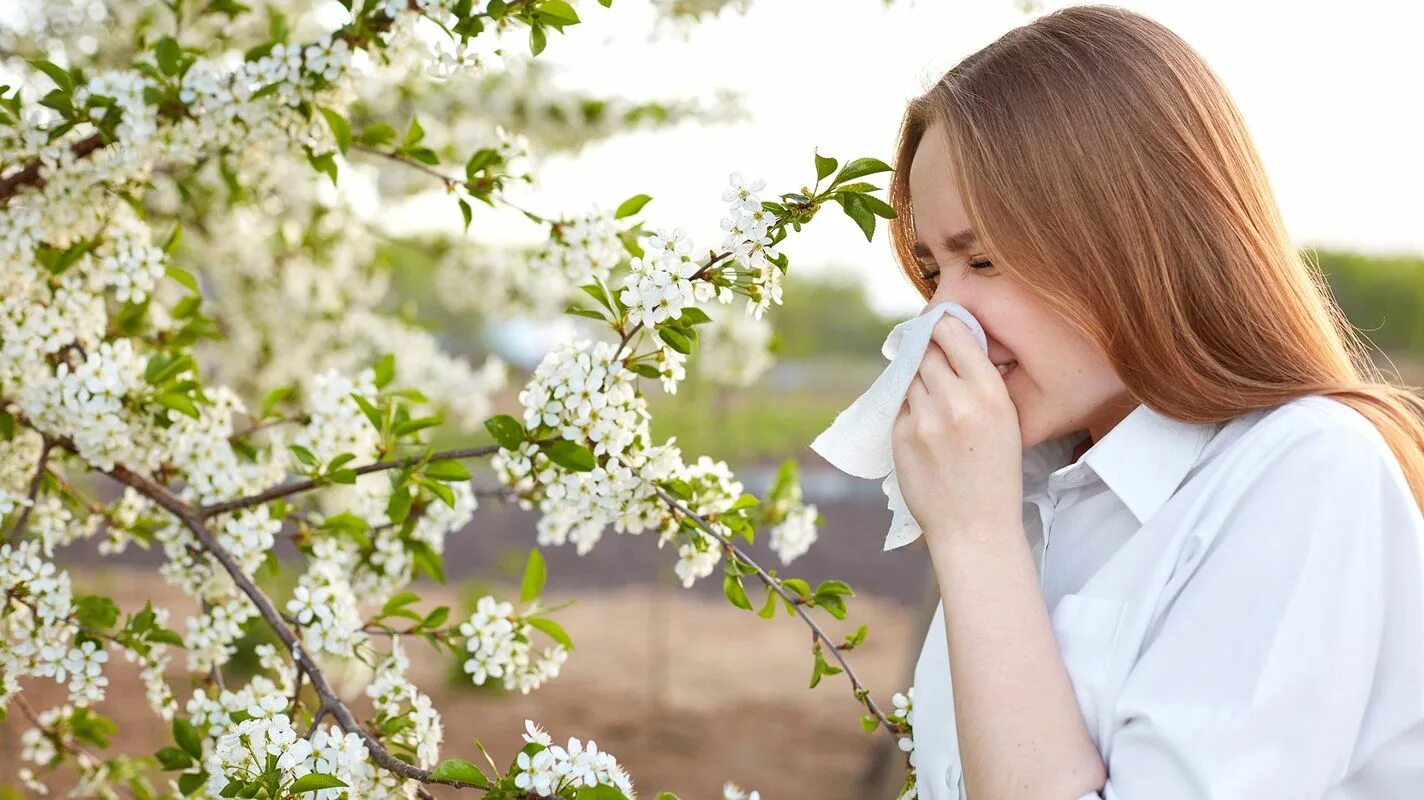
xmin=1085 ymin=415 xmax=1424 ymax=799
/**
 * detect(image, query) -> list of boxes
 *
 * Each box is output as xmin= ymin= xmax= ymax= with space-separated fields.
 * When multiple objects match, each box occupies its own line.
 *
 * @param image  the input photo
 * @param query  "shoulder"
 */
xmin=1189 ymin=394 xmax=1422 ymax=548
xmin=1206 ymin=394 xmax=1406 ymax=490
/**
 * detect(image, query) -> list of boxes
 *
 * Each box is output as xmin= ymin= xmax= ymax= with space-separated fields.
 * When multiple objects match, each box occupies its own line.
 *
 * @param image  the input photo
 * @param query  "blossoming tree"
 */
xmin=0 ymin=0 xmax=920 ymax=797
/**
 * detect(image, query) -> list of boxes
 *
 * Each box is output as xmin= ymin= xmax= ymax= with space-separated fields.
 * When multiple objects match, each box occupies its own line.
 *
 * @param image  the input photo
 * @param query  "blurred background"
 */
xmin=3 ymin=0 xmax=1422 ymax=797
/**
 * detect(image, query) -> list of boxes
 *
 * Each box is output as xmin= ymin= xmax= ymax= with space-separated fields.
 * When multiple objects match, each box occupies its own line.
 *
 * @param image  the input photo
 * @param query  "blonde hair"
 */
xmin=888 ymin=3 xmax=1424 ymax=508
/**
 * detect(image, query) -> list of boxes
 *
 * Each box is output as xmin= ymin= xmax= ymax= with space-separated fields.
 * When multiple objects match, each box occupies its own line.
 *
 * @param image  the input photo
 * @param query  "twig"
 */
xmin=648 ymin=482 xmax=898 ymax=739
xmin=3 ymin=437 xmax=52 ymax=540
xmin=198 ymin=445 xmax=501 ymax=518
xmin=99 ymin=462 xmax=483 ymax=790
xmin=0 ymin=134 xmax=105 ymax=204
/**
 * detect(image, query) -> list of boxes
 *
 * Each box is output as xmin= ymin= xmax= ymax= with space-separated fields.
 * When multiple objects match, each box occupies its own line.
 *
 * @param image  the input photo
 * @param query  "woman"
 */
xmin=886 ymin=5 xmax=1424 ymax=799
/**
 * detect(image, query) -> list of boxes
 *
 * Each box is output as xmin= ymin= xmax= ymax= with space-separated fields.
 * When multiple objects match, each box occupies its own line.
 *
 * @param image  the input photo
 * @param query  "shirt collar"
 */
xmin=1026 ymin=402 xmax=1222 ymax=525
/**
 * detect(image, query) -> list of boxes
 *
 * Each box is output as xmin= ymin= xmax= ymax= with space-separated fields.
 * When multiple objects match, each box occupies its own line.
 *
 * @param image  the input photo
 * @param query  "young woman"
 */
xmin=885 ymin=5 xmax=1424 ymax=799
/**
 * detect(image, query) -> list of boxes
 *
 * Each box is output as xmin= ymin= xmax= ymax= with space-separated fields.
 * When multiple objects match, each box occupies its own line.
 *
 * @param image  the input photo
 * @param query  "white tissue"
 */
xmin=809 ymin=301 xmax=989 ymax=551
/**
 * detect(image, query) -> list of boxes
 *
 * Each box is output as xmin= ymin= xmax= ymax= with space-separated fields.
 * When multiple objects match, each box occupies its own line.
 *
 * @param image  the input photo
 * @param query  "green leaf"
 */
xmin=358 ymin=123 xmax=397 ymax=147
xmin=260 ymin=385 xmax=293 ymax=419
xmin=402 ymin=117 xmax=425 ymax=149
xmin=349 ymin=392 xmax=382 ymax=432
xmin=529 ymin=23 xmax=547 ymax=56
xmin=836 ymin=193 xmax=876 ymax=242
xmin=544 ymin=439 xmax=595 ymax=471
xmin=155 ymin=392 xmax=200 ymax=419
xmin=287 ymin=444 xmax=317 ymax=467
xmin=565 ymin=306 xmax=607 ymax=322
xmin=166 ymin=265 xmax=198 ymax=293
xmin=318 ymin=106 xmax=351 ymax=154
xmin=386 ymin=488 xmax=412 ymax=524
xmin=857 ymin=192 xmax=896 ymax=219
xmin=420 ymin=605 xmax=449 ymax=629
xmin=520 ymin=548 xmax=547 ymax=603
xmin=814 ymin=152 xmax=838 ymax=182
xmin=723 ymin=573 xmax=752 ymax=611
xmin=430 ymin=758 xmax=487 ymax=786
xmin=289 ymin=774 xmax=347 ymax=794
xmin=409 ymin=541 xmax=446 ymax=584
xmin=424 ymin=460 xmax=471 ymax=482
xmin=832 ymin=157 xmax=893 ymax=186
xmin=75 ymin=595 xmax=119 ymax=630
xmin=657 ymin=326 xmax=693 ymax=354
xmin=155 ymin=37 xmax=183 ymax=77
xmin=537 ymin=0 xmax=581 ymax=25
xmin=373 ymin=353 xmax=396 ymax=389
xmin=156 ymin=746 xmax=193 ymax=770
xmin=309 ymin=151 xmax=338 ymax=185
xmin=483 ymin=414 xmax=525 ymax=450
xmin=393 ymin=415 xmax=442 ymax=436
xmin=381 ymin=592 xmax=421 ymax=618
xmin=756 ymin=586 xmax=778 ymax=619
xmin=614 ymin=194 xmax=652 ymax=219
xmin=173 ymin=718 xmax=203 ymax=760
xmin=526 ymin=615 xmax=574 ymax=650
xmin=458 ymin=198 xmax=472 ymax=231
xmin=178 ymin=770 xmax=207 ymax=796
xmin=29 ymin=59 xmax=73 ymax=93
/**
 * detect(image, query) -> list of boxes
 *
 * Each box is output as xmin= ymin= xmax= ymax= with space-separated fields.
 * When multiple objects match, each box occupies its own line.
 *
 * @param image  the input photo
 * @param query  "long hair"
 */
xmin=887 ymin=3 xmax=1424 ymax=509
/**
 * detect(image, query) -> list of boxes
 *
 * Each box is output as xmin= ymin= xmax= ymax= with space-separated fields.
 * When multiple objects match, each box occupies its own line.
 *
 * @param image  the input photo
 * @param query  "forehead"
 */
xmin=907 ymin=124 xmax=972 ymax=248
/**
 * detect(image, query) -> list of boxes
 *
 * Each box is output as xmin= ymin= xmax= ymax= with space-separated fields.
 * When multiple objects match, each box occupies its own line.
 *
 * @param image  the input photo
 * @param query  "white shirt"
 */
xmin=911 ymin=395 xmax=1424 ymax=799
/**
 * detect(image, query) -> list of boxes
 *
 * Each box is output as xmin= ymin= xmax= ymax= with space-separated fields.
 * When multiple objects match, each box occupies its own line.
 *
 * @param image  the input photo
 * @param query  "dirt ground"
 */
xmin=1 ymin=565 xmax=928 ymax=799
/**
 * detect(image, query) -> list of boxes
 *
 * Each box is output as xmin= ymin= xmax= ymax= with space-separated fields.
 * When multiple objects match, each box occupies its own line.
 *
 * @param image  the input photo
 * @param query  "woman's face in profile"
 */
xmin=907 ymin=123 xmax=1132 ymax=448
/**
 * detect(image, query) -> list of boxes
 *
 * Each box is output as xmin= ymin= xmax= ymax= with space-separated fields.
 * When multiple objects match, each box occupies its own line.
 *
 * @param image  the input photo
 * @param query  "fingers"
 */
xmin=906 ymin=372 xmax=930 ymax=412
xmin=930 ymin=316 xmax=996 ymax=383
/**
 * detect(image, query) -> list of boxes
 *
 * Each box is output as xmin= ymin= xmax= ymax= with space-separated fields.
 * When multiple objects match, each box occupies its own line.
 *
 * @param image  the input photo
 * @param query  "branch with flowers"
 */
xmin=0 ymin=0 xmax=921 ymax=798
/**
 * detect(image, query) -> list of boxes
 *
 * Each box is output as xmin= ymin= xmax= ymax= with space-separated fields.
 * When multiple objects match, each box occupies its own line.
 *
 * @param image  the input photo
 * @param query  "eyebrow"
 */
xmin=912 ymin=229 xmax=977 ymax=259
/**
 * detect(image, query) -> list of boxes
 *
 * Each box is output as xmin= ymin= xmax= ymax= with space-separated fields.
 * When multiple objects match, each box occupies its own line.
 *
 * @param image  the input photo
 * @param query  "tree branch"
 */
xmin=4 ymin=436 xmax=53 ymax=541
xmin=97 ymin=462 xmax=483 ymax=791
xmin=198 ymin=445 xmax=501 ymax=518
xmin=0 ymin=134 xmax=106 ymax=204
xmin=647 ymin=481 xmax=899 ymax=740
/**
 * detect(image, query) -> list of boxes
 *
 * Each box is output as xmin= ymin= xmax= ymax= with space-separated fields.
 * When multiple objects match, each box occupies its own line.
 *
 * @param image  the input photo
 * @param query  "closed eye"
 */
xmin=916 ymin=258 xmax=994 ymax=284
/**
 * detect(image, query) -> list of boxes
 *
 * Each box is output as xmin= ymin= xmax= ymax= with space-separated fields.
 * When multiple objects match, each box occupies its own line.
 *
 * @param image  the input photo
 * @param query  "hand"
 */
xmin=891 ymin=316 xmax=1024 ymax=554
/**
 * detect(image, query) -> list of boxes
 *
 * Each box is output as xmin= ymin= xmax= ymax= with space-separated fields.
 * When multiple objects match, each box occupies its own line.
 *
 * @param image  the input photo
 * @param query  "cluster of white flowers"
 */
xmin=512 ymin=719 xmax=637 ymax=798
xmin=458 ymin=595 xmax=569 ymax=694
xmin=619 ymin=226 xmax=731 ymax=329
xmin=287 ymin=554 xmax=369 ymax=659
xmin=666 ymin=456 xmax=744 ymax=587
xmin=892 ymin=686 xmax=919 ymax=800
xmin=183 ymin=599 xmax=259 ymax=673
xmin=366 ymin=638 xmax=444 ymax=770
xmin=0 ymin=540 xmax=112 ymax=710
xmin=720 ymin=173 xmax=784 ymax=319
xmin=767 ymin=503 xmax=820 ymax=566
xmin=293 ymin=368 xmax=382 ymax=466
xmin=531 ymin=208 xmax=627 ymax=285
xmin=17 ymin=338 xmax=146 ymax=472
xmin=204 ymin=692 xmax=383 ymax=800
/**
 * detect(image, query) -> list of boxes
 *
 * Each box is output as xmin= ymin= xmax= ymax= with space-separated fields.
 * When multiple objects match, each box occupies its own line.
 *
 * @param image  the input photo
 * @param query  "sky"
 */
xmin=385 ymin=0 xmax=1424 ymax=319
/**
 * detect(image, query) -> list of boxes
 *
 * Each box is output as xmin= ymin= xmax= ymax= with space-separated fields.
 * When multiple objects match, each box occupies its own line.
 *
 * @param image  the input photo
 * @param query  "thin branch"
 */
xmin=198 ymin=445 xmax=501 ymax=518
xmin=611 ymin=251 xmax=732 ymax=361
xmin=4 ymin=437 xmax=53 ymax=541
xmin=352 ymin=144 xmax=459 ymax=190
xmin=648 ymin=481 xmax=899 ymax=740
xmin=0 ymin=134 xmax=105 ymax=204
xmin=99 ymin=462 xmax=484 ymax=790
